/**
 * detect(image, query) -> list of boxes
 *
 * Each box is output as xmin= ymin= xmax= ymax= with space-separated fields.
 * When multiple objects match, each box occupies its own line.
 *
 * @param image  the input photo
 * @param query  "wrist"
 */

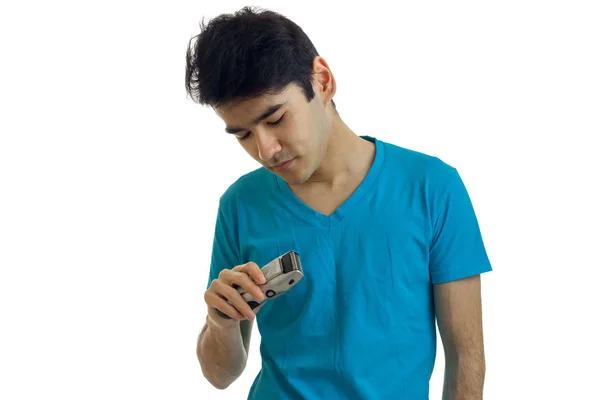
xmin=206 ymin=313 xmax=240 ymax=333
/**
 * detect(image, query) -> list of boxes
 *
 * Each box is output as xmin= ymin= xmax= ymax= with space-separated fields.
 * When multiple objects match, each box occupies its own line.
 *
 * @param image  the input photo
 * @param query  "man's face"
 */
xmin=215 ymin=83 xmax=331 ymax=186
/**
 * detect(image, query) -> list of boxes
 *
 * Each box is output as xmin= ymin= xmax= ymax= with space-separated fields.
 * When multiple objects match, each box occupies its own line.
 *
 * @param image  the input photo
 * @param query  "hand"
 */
xmin=204 ymin=262 xmax=267 ymax=328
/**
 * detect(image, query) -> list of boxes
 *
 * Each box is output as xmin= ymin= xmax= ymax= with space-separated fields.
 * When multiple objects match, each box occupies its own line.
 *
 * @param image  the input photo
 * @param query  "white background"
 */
xmin=1 ymin=1 xmax=599 ymax=399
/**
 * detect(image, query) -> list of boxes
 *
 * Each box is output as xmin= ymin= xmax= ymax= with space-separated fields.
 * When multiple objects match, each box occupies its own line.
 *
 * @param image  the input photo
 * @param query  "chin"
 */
xmin=289 ymin=171 xmax=314 ymax=186
xmin=277 ymin=170 xmax=306 ymax=186
xmin=272 ymin=158 xmax=312 ymax=185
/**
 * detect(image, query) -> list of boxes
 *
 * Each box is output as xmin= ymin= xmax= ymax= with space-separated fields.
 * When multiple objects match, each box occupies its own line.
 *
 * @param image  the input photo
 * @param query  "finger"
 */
xmin=205 ymin=291 xmax=245 ymax=320
xmin=230 ymin=273 xmax=265 ymax=304
xmin=219 ymin=284 xmax=256 ymax=320
xmin=219 ymin=267 xmax=262 ymax=293
xmin=241 ymin=262 xmax=266 ymax=285
xmin=223 ymin=267 xmax=265 ymax=302
xmin=213 ymin=303 xmax=245 ymax=320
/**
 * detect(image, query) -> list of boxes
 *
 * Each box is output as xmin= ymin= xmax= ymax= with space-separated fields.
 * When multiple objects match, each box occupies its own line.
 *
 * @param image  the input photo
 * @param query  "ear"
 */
xmin=312 ymin=56 xmax=336 ymax=107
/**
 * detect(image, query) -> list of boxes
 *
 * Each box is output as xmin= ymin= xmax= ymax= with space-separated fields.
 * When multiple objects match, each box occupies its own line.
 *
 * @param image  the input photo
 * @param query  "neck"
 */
xmin=306 ymin=116 xmax=375 ymax=188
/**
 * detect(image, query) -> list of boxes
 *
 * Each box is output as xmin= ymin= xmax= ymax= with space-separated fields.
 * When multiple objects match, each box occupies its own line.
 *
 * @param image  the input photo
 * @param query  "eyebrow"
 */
xmin=225 ymin=102 xmax=287 ymax=134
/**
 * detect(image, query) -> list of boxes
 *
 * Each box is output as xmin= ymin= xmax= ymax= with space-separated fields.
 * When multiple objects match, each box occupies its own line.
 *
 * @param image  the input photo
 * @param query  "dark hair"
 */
xmin=185 ymin=6 xmax=335 ymax=109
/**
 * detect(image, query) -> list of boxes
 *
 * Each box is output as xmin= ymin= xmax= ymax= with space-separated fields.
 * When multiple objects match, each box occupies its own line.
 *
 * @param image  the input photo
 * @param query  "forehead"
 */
xmin=215 ymin=84 xmax=300 ymax=122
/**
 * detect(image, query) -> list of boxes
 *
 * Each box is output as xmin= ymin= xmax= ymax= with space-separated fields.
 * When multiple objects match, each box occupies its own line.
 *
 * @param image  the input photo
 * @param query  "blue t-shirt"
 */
xmin=206 ymin=136 xmax=492 ymax=399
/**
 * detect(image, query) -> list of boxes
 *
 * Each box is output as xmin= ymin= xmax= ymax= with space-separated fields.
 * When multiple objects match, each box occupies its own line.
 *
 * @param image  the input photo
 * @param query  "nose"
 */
xmin=255 ymin=130 xmax=281 ymax=161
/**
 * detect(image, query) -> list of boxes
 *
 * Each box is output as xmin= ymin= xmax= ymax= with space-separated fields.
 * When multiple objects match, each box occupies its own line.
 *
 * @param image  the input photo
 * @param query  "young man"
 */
xmin=186 ymin=7 xmax=492 ymax=400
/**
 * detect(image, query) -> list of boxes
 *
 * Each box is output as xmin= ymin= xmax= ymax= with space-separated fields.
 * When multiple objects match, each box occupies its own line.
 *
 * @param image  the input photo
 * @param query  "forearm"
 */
xmin=442 ymin=353 xmax=485 ymax=400
xmin=197 ymin=316 xmax=248 ymax=389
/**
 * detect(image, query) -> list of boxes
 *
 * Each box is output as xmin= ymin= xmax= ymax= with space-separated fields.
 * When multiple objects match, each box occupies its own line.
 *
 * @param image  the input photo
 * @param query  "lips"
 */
xmin=273 ymin=158 xmax=295 ymax=171
xmin=276 ymin=160 xmax=292 ymax=167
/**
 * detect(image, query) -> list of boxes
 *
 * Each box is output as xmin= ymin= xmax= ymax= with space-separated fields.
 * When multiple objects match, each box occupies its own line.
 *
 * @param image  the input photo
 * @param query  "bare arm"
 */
xmin=197 ymin=316 xmax=254 ymax=389
xmin=198 ymin=262 xmax=265 ymax=389
xmin=434 ymin=274 xmax=486 ymax=400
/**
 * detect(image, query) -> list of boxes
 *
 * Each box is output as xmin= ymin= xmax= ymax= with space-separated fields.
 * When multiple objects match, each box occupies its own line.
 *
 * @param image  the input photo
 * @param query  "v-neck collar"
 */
xmin=274 ymin=136 xmax=386 ymax=228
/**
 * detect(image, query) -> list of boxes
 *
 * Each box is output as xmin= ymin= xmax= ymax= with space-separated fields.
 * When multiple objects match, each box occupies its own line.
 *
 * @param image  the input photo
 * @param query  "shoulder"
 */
xmin=379 ymin=139 xmax=458 ymax=186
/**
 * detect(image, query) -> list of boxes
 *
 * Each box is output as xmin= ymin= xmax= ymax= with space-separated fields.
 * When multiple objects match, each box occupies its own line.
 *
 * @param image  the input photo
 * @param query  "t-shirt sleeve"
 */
xmin=429 ymin=166 xmax=492 ymax=284
xmin=206 ymin=198 xmax=241 ymax=290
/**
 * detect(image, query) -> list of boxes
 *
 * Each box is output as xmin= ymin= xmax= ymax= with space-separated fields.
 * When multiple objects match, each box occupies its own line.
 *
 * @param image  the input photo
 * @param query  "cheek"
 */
xmin=284 ymin=121 xmax=301 ymax=144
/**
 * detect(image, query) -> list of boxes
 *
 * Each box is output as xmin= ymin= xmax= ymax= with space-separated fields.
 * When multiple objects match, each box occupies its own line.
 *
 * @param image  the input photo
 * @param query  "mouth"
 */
xmin=272 ymin=158 xmax=295 ymax=171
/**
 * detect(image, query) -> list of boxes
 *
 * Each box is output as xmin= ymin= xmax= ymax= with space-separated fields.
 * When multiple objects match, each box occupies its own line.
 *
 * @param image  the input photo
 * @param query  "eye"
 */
xmin=236 ymin=132 xmax=251 ymax=141
xmin=267 ymin=114 xmax=285 ymax=126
